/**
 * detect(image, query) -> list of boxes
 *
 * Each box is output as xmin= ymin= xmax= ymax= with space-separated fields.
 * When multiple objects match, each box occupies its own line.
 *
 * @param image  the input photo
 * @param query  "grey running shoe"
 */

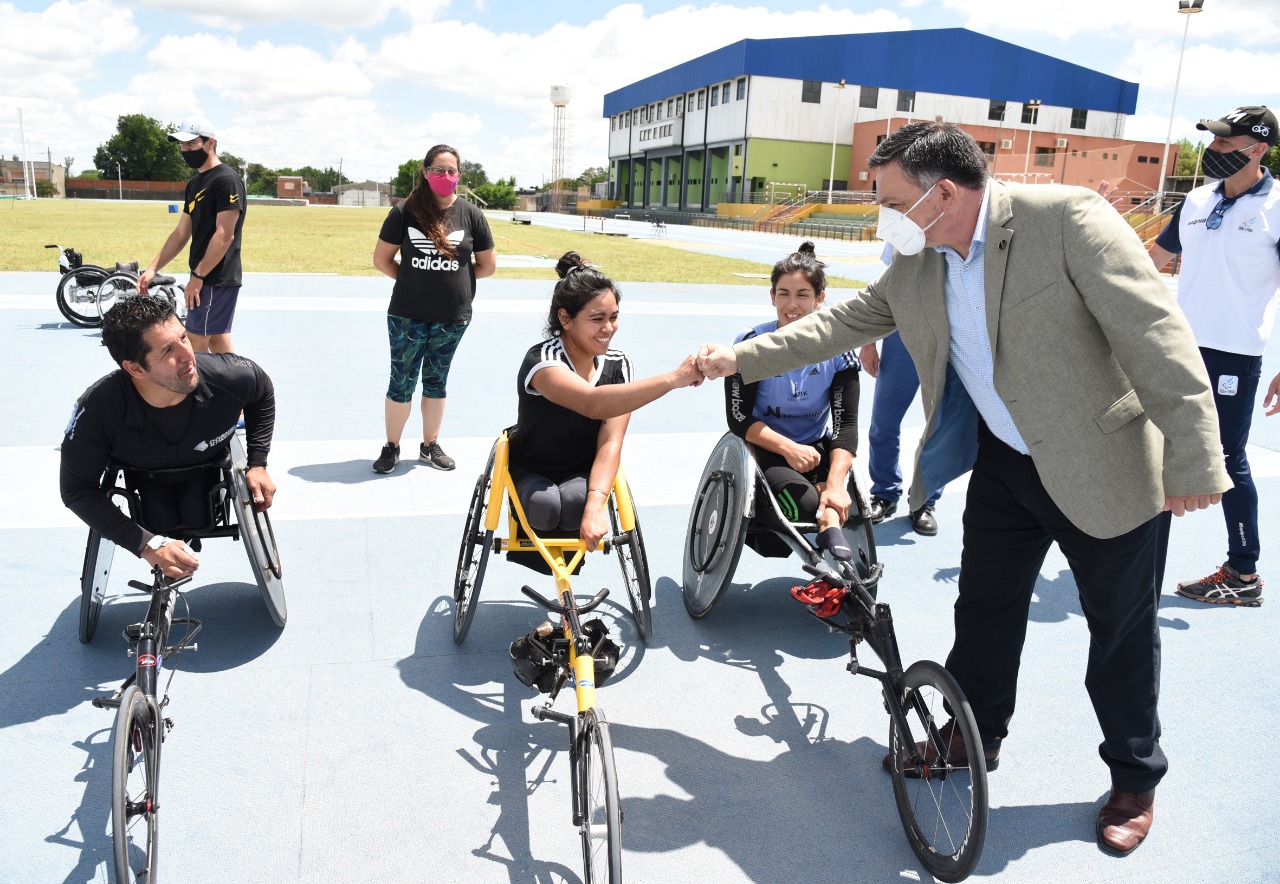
xmin=1176 ymin=562 xmax=1263 ymax=607
xmin=419 ymin=441 xmax=456 ymax=471
xmin=372 ymin=442 xmax=400 ymax=474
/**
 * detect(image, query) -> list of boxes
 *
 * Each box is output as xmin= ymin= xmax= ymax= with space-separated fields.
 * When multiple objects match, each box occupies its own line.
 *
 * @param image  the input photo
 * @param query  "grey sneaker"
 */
xmin=419 ymin=441 xmax=455 ymax=471
xmin=372 ymin=442 xmax=400 ymax=474
xmin=1176 ymin=562 xmax=1263 ymax=606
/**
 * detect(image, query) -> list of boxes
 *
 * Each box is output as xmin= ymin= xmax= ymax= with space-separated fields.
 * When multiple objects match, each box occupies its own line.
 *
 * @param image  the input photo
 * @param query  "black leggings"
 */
xmin=753 ymin=439 xmax=831 ymax=523
xmin=510 ymin=465 xmax=589 ymax=534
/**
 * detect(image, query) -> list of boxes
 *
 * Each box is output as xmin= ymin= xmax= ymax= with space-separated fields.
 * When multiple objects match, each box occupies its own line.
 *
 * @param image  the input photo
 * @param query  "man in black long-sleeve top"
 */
xmin=60 ymin=295 xmax=277 ymax=580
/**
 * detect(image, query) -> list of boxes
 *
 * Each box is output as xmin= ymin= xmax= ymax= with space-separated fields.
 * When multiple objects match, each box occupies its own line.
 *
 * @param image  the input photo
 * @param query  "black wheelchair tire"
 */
xmin=56 ymin=265 xmax=109 ymax=328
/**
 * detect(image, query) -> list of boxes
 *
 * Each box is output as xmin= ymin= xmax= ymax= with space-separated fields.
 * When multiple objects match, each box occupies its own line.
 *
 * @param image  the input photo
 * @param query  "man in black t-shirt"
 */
xmin=139 ymin=116 xmax=247 ymax=354
xmin=60 ymin=296 xmax=277 ymax=580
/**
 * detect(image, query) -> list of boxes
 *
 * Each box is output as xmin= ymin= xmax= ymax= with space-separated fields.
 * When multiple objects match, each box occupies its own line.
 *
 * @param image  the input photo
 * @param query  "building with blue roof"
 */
xmin=602 ymin=28 xmax=1172 ymax=212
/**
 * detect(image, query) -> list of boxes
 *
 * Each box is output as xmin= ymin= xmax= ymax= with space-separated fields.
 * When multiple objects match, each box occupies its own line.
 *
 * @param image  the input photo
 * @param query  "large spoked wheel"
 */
xmin=79 ymin=528 xmax=115 ymax=644
xmin=888 ymin=660 xmax=988 ymax=883
xmin=608 ymin=487 xmax=651 ymax=642
xmin=229 ymin=433 xmax=286 ymax=626
xmin=95 ymin=271 xmax=138 ymax=322
xmin=111 ymin=685 xmax=160 ymax=884
xmin=453 ymin=440 xmax=497 ymax=644
xmin=55 ymin=265 xmax=109 ymax=327
xmin=682 ymin=433 xmax=751 ymax=619
xmin=578 ymin=707 xmax=622 ymax=884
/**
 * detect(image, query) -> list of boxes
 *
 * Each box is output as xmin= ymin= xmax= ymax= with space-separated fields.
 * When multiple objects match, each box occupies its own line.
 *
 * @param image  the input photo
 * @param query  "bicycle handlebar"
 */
xmin=521 ymin=584 xmax=610 ymax=615
xmin=126 ymin=574 xmax=193 ymax=593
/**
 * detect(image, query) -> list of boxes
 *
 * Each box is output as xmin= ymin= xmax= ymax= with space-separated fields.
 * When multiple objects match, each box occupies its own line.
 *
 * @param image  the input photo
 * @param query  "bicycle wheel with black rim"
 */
xmin=95 ymin=271 xmax=139 ymax=322
xmin=578 ymin=707 xmax=622 ymax=884
xmin=112 ymin=685 xmax=160 ymax=884
xmin=608 ymin=488 xmax=651 ymax=641
xmin=55 ymin=265 xmax=109 ymax=327
xmin=79 ymin=528 xmax=115 ymax=644
xmin=453 ymin=440 xmax=497 ymax=644
xmin=888 ymin=659 xmax=988 ymax=883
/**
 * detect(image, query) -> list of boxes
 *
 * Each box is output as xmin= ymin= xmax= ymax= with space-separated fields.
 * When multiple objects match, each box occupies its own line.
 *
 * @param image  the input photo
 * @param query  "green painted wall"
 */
xmin=745 ymin=138 xmax=853 ymax=190
xmin=685 ymin=152 xmax=705 ymax=206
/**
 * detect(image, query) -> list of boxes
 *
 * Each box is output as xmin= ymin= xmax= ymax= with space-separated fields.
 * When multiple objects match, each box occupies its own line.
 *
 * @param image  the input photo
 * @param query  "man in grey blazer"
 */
xmin=697 ymin=122 xmax=1230 ymax=856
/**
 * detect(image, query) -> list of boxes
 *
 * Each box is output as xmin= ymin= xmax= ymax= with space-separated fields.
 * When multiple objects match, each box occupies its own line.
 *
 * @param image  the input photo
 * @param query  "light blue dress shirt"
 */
xmin=935 ymin=185 xmax=1029 ymax=454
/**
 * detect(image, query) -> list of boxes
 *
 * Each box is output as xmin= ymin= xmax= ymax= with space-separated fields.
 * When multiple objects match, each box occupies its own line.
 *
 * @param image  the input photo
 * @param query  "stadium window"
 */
xmin=737 ymin=78 xmax=746 ymax=100
xmin=1137 ymin=155 xmax=1148 ymax=163
xmin=988 ymin=100 xmax=1006 ymax=122
xmin=676 ymin=96 xmax=684 ymax=115
xmin=667 ymin=99 xmax=674 ymax=117
xmin=656 ymin=103 xmax=663 ymax=120
xmin=710 ymin=87 xmax=719 ymax=107
xmin=697 ymin=90 xmax=705 ymax=110
xmin=801 ymin=80 xmax=821 ymax=104
xmin=977 ymin=141 xmax=995 ymax=160
xmin=1071 ymin=108 xmax=1087 ymax=129
xmin=1034 ymin=147 xmax=1056 ymax=167
xmin=897 ymin=90 xmax=916 ymax=113
xmin=1021 ymin=102 xmax=1039 ymax=125
xmin=722 ymin=83 xmax=730 ymax=104
xmin=859 ymin=86 xmax=879 ymax=109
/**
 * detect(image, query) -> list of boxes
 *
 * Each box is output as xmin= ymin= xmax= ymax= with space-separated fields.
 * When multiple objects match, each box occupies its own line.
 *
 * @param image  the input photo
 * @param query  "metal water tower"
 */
xmin=550 ymin=85 xmax=572 ymax=211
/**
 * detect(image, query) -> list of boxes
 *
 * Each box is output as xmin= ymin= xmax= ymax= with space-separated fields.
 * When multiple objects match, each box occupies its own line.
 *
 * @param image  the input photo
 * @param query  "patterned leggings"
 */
xmin=386 ymin=315 xmax=469 ymax=402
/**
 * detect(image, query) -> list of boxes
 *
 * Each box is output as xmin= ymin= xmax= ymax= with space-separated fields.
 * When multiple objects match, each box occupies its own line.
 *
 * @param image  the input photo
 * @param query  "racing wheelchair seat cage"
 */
xmin=683 ymin=432 xmax=877 ymax=619
xmin=452 ymin=428 xmax=653 ymax=644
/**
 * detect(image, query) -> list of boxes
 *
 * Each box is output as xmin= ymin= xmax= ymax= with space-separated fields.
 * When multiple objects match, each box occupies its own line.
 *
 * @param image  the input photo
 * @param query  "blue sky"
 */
xmin=2 ymin=0 xmax=1278 ymax=188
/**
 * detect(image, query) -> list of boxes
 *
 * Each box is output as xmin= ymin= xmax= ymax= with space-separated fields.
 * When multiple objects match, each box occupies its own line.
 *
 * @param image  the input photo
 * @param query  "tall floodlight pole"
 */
xmin=828 ymin=80 xmax=846 ymax=204
xmin=1158 ymin=0 xmax=1205 ymax=205
xmin=17 ymin=107 xmax=33 ymax=199
xmin=116 ymin=163 xmax=123 ymax=200
xmin=550 ymin=85 xmax=572 ymax=212
xmin=1022 ymin=99 xmax=1041 ymax=182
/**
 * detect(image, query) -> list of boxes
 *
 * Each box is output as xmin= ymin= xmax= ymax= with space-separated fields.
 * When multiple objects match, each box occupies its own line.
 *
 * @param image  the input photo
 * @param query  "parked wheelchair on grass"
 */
xmin=682 ymin=432 xmax=988 ymax=882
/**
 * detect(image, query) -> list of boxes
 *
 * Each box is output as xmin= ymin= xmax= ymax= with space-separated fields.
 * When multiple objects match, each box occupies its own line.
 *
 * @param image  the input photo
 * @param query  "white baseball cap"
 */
xmin=168 ymin=117 xmax=216 ymax=142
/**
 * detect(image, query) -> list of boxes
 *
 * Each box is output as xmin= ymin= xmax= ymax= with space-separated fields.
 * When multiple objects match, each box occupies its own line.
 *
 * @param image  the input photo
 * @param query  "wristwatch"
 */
xmin=190 ymin=270 xmax=206 ymax=281
xmin=144 ymin=535 xmax=171 ymax=552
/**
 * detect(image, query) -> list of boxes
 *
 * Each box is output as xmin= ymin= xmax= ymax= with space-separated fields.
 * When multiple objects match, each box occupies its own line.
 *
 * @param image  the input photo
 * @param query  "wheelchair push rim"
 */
xmin=229 ymin=433 xmax=286 ymax=626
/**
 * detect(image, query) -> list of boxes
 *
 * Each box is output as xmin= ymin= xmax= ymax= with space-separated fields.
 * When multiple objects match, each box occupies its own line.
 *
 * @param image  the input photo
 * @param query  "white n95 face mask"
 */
xmin=876 ymin=181 xmax=944 ymax=256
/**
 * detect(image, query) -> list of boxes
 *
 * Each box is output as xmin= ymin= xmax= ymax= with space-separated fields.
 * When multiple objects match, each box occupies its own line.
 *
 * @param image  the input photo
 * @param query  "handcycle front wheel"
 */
xmin=56 ymin=265 xmax=110 ymax=327
xmin=887 ymin=659 xmax=988 ymax=883
xmin=79 ymin=527 xmax=116 ymax=644
xmin=453 ymin=440 xmax=497 ymax=644
xmin=111 ymin=684 xmax=160 ymax=884
xmin=578 ymin=707 xmax=622 ymax=884
xmin=608 ymin=487 xmax=651 ymax=641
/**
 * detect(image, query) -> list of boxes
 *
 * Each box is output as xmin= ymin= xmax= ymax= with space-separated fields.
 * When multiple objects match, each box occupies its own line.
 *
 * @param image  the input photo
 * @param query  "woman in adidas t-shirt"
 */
xmin=511 ymin=251 xmax=703 ymax=550
xmin=372 ymin=143 xmax=496 ymax=475
xmin=724 ymin=241 xmax=861 ymax=559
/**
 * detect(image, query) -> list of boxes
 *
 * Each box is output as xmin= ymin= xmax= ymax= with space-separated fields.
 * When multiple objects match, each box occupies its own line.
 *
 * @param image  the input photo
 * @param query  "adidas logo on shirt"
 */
xmin=408 ymin=227 xmax=463 ymax=271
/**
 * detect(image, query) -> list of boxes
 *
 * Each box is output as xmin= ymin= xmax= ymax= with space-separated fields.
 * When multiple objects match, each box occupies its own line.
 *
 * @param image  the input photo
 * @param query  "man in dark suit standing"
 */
xmin=696 ymin=122 xmax=1229 ymax=855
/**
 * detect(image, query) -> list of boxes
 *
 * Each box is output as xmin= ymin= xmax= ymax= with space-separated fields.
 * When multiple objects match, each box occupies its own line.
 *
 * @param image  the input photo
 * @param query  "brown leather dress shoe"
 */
xmin=881 ymin=719 xmax=1000 ymax=777
xmin=1096 ymin=789 xmax=1155 ymax=856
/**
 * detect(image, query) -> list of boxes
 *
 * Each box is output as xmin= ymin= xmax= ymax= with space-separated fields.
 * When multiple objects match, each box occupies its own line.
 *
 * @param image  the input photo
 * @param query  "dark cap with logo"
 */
xmin=1197 ymin=106 xmax=1278 ymax=148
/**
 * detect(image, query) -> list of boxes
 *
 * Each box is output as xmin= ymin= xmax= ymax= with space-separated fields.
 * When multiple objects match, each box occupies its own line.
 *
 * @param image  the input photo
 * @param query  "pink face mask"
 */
xmin=427 ymin=173 xmax=459 ymax=197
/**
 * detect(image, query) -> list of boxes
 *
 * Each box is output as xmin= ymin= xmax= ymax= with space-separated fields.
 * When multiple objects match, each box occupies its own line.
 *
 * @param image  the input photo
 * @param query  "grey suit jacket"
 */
xmin=734 ymin=181 xmax=1230 ymax=539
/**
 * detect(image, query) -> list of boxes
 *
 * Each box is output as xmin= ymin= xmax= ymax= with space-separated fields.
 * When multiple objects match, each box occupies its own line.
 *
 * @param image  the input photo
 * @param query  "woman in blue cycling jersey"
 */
xmin=724 ymin=241 xmax=861 ymax=558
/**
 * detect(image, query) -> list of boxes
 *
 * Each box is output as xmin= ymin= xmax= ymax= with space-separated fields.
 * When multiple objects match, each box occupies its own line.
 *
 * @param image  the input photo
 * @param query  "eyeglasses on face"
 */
xmin=1206 ymin=196 xmax=1238 ymax=230
xmin=426 ymin=166 xmax=461 ymax=178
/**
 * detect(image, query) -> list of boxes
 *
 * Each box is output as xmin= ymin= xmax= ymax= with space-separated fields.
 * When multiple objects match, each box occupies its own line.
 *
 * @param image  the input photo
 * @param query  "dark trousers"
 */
xmin=1200 ymin=347 xmax=1263 ymax=574
xmin=945 ymin=423 xmax=1171 ymax=793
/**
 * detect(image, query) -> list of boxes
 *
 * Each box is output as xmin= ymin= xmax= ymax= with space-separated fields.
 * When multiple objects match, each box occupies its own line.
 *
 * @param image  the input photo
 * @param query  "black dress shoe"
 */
xmin=869 ymin=496 xmax=897 ymax=524
xmin=911 ymin=506 xmax=938 ymax=536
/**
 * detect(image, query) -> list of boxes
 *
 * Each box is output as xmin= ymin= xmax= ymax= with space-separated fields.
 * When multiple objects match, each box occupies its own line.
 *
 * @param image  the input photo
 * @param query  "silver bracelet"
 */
xmin=588 ymin=489 xmax=609 ymax=497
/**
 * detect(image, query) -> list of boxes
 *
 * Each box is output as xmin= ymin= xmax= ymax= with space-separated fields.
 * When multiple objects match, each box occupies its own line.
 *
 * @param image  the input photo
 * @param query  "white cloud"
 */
xmin=134 ymin=0 xmax=443 ymax=30
xmin=937 ymin=0 xmax=1280 ymax=46
xmin=1118 ymin=40 xmax=1280 ymax=97
xmin=0 ymin=0 xmax=138 ymax=99
xmin=368 ymin=3 xmax=913 ymax=185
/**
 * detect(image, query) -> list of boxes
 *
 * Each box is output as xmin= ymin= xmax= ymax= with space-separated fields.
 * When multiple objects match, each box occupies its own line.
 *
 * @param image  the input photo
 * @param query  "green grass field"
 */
xmin=0 ymin=199 xmax=863 ymax=287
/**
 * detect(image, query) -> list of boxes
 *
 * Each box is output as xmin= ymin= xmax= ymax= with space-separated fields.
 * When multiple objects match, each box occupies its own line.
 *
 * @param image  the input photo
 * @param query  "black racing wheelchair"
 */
xmin=77 ymin=432 xmax=285 ymax=644
xmin=681 ymin=432 xmax=988 ymax=881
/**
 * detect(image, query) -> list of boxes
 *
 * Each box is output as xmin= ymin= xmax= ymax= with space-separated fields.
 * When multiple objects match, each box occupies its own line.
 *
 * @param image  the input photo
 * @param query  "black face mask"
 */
xmin=181 ymin=146 xmax=209 ymax=170
xmin=1201 ymin=147 xmax=1253 ymax=181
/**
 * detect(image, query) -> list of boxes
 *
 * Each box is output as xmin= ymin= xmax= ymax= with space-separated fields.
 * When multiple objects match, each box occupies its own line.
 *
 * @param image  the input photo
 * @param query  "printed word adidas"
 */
xmin=411 ymin=255 xmax=460 ymax=271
